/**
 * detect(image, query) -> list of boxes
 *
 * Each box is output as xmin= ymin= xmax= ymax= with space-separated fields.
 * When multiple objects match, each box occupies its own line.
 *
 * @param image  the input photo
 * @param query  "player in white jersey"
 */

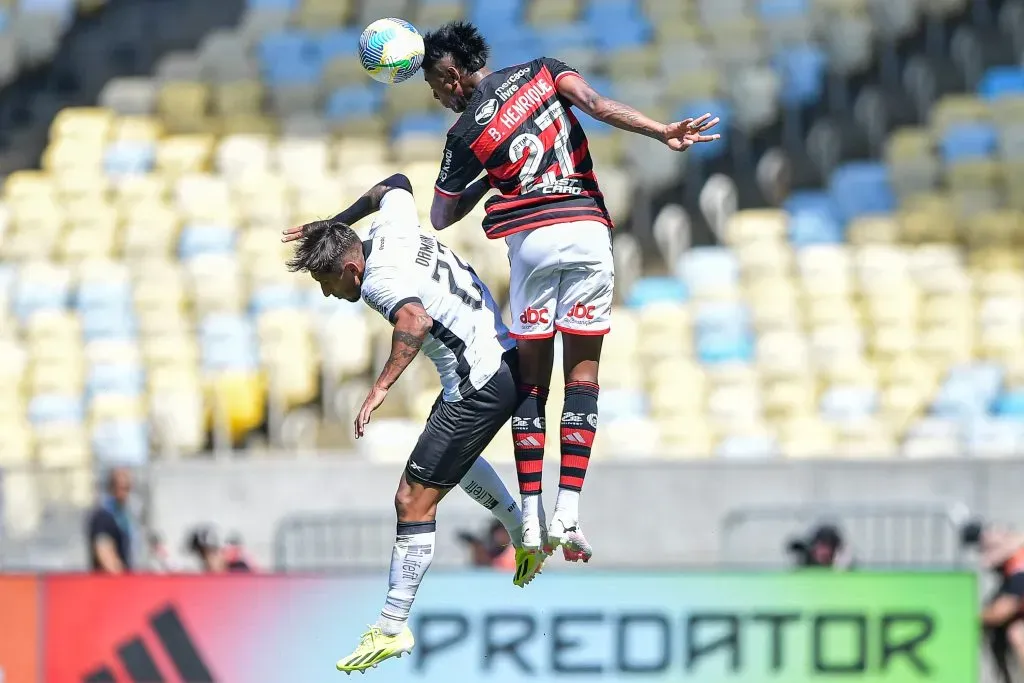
xmin=283 ymin=174 xmax=545 ymax=674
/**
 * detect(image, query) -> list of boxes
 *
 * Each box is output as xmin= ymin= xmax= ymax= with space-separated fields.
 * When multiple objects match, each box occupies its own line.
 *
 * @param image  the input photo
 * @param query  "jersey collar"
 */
xmin=362 ymin=239 xmax=373 ymax=259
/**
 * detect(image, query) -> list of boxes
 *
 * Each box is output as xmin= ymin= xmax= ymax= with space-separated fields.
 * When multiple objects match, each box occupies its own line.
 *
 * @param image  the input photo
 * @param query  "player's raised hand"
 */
xmin=662 ymin=113 xmax=721 ymax=152
xmin=281 ymin=224 xmax=305 ymax=243
xmin=354 ymin=385 xmax=389 ymax=439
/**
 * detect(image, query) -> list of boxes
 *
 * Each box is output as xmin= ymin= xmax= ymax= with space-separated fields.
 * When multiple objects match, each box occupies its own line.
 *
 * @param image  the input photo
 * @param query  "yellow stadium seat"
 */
xmin=725 ymin=209 xmax=787 ymax=245
xmin=658 ymin=417 xmax=714 ymax=458
xmin=846 ymin=215 xmax=900 ymax=245
xmin=205 ymin=371 xmax=267 ymax=446
xmin=54 ymin=168 xmax=112 ymax=202
xmin=187 ymin=254 xmax=245 ymax=315
xmin=89 ymin=393 xmax=146 ymax=424
xmin=757 ymin=329 xmax=810 ymax=377
xmin=34 ymin=422 xmax=90 ymax=467
xmin=264 ymin=356 xmax=319 ymax=411
xmin=833 ymin=418 xmax=895 ymax=458
xmin=324 ymin=56 xmax=368 ymax=89
xmin=607 ymin=47 xmax=660 ymax=81
xmin=383 ymin=82 xmax=438 ymax=118
xmin=763 ymin=376 xmax=817 ymax=420
xmin=175 ymin=173 xmax=236 ymax=223
xmin=0 ymin=417 xmax=32 ymax=467
xmin=158 ymin=82 xmax=211 ymax=133
xmin=736 ymin=241 xmax=793 ymax=281
xmin=335 ymin=137 xmax=390 ymax=167
xmin=212 ymin=81 xmax=265 ymax=117
xmin=155 ymin=134 xmax=215 ymax=176
xmin=2 ymin=469 xmax=42 ymax=537
xmin=115 ymin=174 xmax=170 ymax=207
xmin=414 ymin=1 xmax=465 ymax=27
xmin=918 ymin=324 xmax=974 ymax=366
xmin=43 ymin=138 xmax=105 ymax=173
xmin=966 ymin=210 xmax=1022 ymax=249
xmin=276 ymin=137 xmax=331 ymax=178
xmin=870 ymin=323 xmax=917 ymax=358
xmin=220 ymin=114 xmax=278 ymax=136
xmin=653 ymin=18 xmax=705 ymax=43
xmin=25 ymin=308 xmax=79 ymax=343
xmin=804 ymin=295 xmax=860 ymax=328
xmin=929 ymin=94 xmax=990 ymax=135
xmin=526 ymin=0 xmax=578 ymax=24
xmin=884 ymin=126 xmax=933 ymax=164
xmin=947 ymin=159 xmax=1001 ymax=192
xmin=150 ymin=387 xmax=206 ymax=456
xmin=149 ymin=364 xmax=201 ymax=394
xmin=216 ymin=133 xmax=272 ymax=178
xmin=29 ymin=360 xmax=85 ymax=394
xmin=3 ymin=170 xmax=55 ymax=204
xmin=121 ymin=203 xmax=182 ymax=258
xmin=779 ymin=416 xmax=836 ymax=458
xmin=295 ymin=0 xmax=353 ymax=28
xmin=50 ymin=107 xmax=114 ymax=143
xmin=110 ymin=115 xmax=165 ymax=142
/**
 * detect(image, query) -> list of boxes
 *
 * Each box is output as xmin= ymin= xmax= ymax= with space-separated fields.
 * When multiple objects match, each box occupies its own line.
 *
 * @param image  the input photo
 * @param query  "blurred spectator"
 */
xmin=458 ymin=520 xmax=516 ymax=570
xmin=86 ymin=468 xmax=135 ymax=574
xmin=187 ymin=525 xmax=253 ymax=573
xmin=962 ymin=520 xmax=1024 ymax=682
xmin=223 ymin=532 xmax=256 ymax=572
xmin=147 ymin=532 xmax=177 ymax=572
xmin=787 ymin=524 xmax=855 ymax=570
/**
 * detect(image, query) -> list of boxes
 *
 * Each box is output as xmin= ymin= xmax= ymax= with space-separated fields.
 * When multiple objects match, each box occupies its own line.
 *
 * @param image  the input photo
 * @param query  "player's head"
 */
xmin=286 ymin=219 xmax=365 ymax=302
xmin=423 ymin=21 xmax=489 ymax=113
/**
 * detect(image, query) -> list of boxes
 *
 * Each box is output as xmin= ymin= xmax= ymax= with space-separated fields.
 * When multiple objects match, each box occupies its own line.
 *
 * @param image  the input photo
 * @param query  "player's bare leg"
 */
xmin=337 ymin=474 xmax=447 ymax=674
xmin=548 ymin=333 xmax=601 ymax=563
xmin=511 ymin=338 xmax=554 ymax=555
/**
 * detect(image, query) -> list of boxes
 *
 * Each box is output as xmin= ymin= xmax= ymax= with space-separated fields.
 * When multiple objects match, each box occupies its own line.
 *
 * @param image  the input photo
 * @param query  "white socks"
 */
xmin=521 ymin=492 xmax=543 ymax=520
xmin=554 ymin=489 xmax=580 ymax=521
xmin=378 ymin=520 xmax=435 ymax=636
xmin=460 ymin=456 xmax=523 ymax=542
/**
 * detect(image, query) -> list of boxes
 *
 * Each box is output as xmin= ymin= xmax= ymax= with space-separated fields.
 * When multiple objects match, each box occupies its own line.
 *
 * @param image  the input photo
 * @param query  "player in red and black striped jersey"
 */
xmin=422 ymin=21 xmax=720 ymax=563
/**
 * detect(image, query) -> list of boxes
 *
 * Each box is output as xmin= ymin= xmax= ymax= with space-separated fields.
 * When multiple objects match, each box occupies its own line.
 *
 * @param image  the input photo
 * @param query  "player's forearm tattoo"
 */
xmin=600 ymin=100 xmax=658 ymax=138
xmin=375 ymin=318 xmax=430 ymax=390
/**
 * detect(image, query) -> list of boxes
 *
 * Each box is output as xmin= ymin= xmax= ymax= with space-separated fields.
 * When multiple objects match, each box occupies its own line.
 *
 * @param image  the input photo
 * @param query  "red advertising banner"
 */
xmin=0 ymin=576 xmax=41 ymax=683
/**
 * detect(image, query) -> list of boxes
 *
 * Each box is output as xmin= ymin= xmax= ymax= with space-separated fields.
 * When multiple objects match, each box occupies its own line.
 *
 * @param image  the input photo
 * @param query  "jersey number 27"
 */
xmin=508 ymin=100 xmax=575 ymax=192
xmin=433 ymin=242 xmax=484 ymax=310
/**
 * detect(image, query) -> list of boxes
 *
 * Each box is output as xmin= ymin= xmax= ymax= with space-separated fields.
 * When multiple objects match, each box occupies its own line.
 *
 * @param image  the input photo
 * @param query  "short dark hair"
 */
xmin=423 ymin=21 xmax=489 ymax=74
xmin=286 ymin=219 xmax=361 ymax=275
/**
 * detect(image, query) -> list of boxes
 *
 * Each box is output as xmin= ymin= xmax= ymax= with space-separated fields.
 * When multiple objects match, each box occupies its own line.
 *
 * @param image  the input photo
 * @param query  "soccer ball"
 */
xmin=358 ymin=18 xmax=425 ymax=85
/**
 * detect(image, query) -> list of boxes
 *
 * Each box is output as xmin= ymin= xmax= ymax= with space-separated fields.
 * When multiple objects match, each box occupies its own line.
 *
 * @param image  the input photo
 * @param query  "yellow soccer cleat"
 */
xmin=336 ymin=625 xmax=414 ymax=674
xmin=513 ymin=546 xmax=548 ymax=587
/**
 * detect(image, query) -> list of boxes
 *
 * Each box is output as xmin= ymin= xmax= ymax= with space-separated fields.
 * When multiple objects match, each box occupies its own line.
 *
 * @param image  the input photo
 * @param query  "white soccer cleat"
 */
xmin=546 ymin=510 xmax=593 ymax=563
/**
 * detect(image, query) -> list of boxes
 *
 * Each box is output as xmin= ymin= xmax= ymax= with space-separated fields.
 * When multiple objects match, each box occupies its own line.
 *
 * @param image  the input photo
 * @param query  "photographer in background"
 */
xmin=787 ymin=524 xmax=855 ymax=570
xmin=187 ymin=526 xmax=253 ymax=573
xmin=458 ymin=520 xmax=516 ymax=570
xmin=963 ymin=520 xmax=1024 ymax=683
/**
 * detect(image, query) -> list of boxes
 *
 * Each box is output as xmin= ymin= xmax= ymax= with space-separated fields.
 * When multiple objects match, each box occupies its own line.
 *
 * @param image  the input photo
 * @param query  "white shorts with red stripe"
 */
xmin=505 ymin=220 xmax=614 ymax=339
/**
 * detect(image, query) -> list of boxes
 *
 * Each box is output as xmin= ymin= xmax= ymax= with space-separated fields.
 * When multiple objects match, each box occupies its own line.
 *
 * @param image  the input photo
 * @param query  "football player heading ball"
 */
xmin=422 ymin=21 xmax=720 ymax=561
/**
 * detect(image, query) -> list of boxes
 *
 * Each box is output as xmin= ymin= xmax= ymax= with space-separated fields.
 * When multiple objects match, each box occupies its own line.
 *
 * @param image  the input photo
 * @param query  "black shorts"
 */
xmin=405 ymin=350 xmax=519 ymax=488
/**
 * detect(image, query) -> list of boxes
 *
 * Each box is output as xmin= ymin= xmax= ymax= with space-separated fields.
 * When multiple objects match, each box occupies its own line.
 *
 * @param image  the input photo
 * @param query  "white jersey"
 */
xmin=359 ymin=188 xmax=515 ymax=402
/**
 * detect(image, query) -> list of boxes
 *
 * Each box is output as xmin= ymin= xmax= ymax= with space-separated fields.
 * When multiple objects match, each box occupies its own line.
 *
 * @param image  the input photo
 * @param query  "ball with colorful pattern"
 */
xmin=358 ymin=18 xmax=425 ymax=85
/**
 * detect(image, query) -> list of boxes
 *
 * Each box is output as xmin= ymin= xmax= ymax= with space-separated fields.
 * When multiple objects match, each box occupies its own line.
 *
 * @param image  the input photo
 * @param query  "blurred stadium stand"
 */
xmin=1 ymin=0 xmax=1024 ymax=579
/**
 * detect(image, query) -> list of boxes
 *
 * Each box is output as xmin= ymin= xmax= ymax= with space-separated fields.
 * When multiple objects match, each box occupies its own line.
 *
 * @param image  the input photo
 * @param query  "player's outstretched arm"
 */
xmin=282 ymin=173 xmax=414 ymax=242
xmin=431 ymin=176 xmax=490 ymax=231
xmin=556 ymin=74 xmax=721 ymax=151
xmin=355 ymin=301 xmax=433 ymax=438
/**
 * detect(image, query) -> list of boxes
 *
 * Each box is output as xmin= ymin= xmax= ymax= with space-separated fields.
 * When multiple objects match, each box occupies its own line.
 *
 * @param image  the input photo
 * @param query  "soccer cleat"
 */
xmin=520 ymin=502 xmax=548 ymax=552
xmin=546 ymin=510 xmax=594 ymax=563
xmin=513 ymin=546 xmax=548 ymax=587
xmin=336 ymin=625 xmax=414 ymax=674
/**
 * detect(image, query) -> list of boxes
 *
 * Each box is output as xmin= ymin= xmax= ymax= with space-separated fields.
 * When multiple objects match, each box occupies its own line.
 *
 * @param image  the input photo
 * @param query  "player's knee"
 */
xmin=394 ymin=483 xmax=438 ymax=523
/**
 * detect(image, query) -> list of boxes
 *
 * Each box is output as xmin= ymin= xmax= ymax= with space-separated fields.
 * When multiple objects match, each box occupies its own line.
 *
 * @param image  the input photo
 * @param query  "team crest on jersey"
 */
xmin=475 ymin=98 xmax=499 ymax=125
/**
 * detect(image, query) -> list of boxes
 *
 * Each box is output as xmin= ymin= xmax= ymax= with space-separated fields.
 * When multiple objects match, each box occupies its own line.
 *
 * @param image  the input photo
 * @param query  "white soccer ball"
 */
xmin=358 ymin=18 xmax=425 ymax=85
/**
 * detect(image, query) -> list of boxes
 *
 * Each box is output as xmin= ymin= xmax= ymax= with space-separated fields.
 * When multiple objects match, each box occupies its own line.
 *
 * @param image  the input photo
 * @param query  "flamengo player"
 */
xmin=282 ymin=173 xmax=545 ymax=673
xmin=423 ymin=22 xmax=720 ymax=560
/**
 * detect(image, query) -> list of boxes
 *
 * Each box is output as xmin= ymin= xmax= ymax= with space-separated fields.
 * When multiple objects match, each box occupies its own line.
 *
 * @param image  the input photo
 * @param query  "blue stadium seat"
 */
xmin=104 ymin=142 xmax=155 ymax=176
xmin=939 ymin=123 xmax=998 ymax=163
xmin=392 ymin=112 xmax=450 ymax=139
xmin=81 ymin=309 xmax=138 ymax=342
xmin=259 ymin=31 xmax=323 ymax=86
xmin=325 ymin=85 xmax=384 ymax=121
xmin=19 ymin=0 xmax=74 ymax=20
xmin=965 ymin=418 xmax=1024 ymax=455
xmin=250 ymin=285 xmax=304 ymax=314
xmin=694 ymin=301 xmax=750 ymax=335
xmin=14 ymin=280 xmax=69 ymax=322
xmin=784 ymin=191 xmax=843 ymax=245
xmin=978 ymin=66 xmax=1024 ymax=100
xmin=674 ymin=99 xmax=731 ymax=160
xmin=28 ymin=394 xmax=85 ymax=425
xmin=757 ymin=0 xmax=810 ymax=19
xmin=624 ymin=276 xmax=688 ymax=307
xmin=318 ymin=29 xmax=361 ymax=61
xmin=717 ymin=435 xmax=779 ymax=458
xmin=0 ymin=264 xmax=16 ymax=299
xmin=994 ymin=390 xmax=1024 ymax=417
xmin=677 ymin=247 xmax=740 ymax=293
xmin=599 ymin=389 xmax=648 ymax=422
xmin=178 ymin=224 xmax=237 ymax=261
xmin=247 ymin=0 xmax=298 ymax=10
xmin=202 ymin=338 xmax=260 ymax=372
xmin=931 ymin=363 xmax=1004 ymax=418
xmin=774 ymin=45 xmax=827 ymax=106
xmin=573 ymin=108 xmax=614 ymax=136
xmin=596 ymin=19 xmax=652 ymax=52
xmin=535 ymin=24 xmax=597 ymax=53
xmin=87 ymin=363 xmax=146 ymax=398
xmin=469 ymin=0 xmax=523 ymax=34
xmin=489 ymin=35 xmax=541 ymax=69
xmin=820 ymin=386 xmax=878 ymax=420
xmin=828 ymin=162 xmax=896 ymax=224
xmin=92 ymin=420 xmax=150 ymax=466
xmin=696 ymin=331 xmax=755 ymax=365
xmin=76 ymin=281 xmax=132 ymax=313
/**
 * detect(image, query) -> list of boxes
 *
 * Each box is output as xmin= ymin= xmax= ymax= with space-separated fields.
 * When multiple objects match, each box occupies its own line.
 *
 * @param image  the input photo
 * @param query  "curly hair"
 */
xmin=423 ymin=21 xmax=490 ymax=74
xmin=286 ymin=219 xmax=361 ymax=275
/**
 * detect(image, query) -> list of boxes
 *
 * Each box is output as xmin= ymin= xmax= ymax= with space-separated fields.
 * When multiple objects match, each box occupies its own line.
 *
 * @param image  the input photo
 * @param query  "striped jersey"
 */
xmin=434 ymin=57 xmax=612 ymax=239
xmin=359 ymin=188 xmax=515 ymax=402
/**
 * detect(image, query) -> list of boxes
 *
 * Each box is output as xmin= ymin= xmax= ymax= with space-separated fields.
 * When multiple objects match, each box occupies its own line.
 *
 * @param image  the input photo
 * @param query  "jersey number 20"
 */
xmin=433 ymin=242 xmax=484 ymax=310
